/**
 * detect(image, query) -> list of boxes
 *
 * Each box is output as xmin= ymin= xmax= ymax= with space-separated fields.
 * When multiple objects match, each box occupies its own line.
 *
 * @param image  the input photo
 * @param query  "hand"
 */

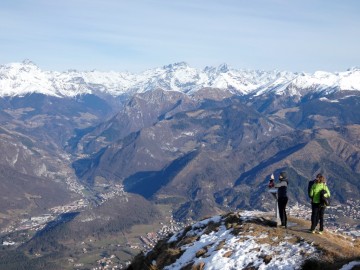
xmin=268 ymin=179 xmax=274 ymax=188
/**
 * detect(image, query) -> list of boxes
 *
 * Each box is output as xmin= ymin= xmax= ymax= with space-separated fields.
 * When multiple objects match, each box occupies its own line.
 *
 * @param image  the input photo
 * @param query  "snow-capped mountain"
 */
xmin=1 ymin=60 xmax=359 ymax=98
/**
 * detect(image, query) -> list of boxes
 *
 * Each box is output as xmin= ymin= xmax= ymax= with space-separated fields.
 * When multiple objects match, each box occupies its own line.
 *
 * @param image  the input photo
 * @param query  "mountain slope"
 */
xmin=0 ymin=194 xmax=163 ymax=270
xmin=127 ymin=212 xmax=360 ymax=270
xmin=69 ymin=88 xmax=198 ymax=155
xmin=72 ymin=97 xmax=290 ymax=188
xmin=71 ymin=92 xmax=360 ymax=221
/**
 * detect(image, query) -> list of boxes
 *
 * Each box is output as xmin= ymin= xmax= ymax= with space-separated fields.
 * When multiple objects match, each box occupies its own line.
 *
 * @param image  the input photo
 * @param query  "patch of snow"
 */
xmin=319 ymin=97 xmax=339 ymax=103
xmin=168 ymin=215 xmax=222 ymax=243
xmin=239 ymin=210 xmax=268 ymax=220
xmin=339 ymin=261 xmax=360 ymax=270
xmin=340 ymin=95 xmax=357 ymax=100
xmin=2 ymin=241 xmax=16 ymax=246
xmin=182 ymin=131 xmax=195 ymax=136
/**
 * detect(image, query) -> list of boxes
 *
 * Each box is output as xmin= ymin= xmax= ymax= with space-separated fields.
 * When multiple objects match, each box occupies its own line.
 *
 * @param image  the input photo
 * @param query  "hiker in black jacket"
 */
xmin=274 ymin=171 xmax=288 ymax=227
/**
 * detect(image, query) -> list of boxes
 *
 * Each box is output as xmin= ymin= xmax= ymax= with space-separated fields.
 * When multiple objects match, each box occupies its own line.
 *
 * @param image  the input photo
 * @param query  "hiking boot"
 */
xmin=311 ymin=230 xmax=315 ymax=234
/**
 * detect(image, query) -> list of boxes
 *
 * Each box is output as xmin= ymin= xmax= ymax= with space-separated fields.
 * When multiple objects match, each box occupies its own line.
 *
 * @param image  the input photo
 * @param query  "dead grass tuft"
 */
xmin=214 ymin=239 xmax=226 ymax=251
xmin=195 ymin=248 xmax=207 ymax=258
xmin=177 ymin=235 xmax=200 ymax=247
xmin=223 ymin=212 xmax=241 ymax=225
xmin=192 ymin=261 xmax=205 ymax=270
xmin=203 ymin=221 xmax=221 ymax=235
xmin=222 ymin=250 xmax=233 ymax=258
xmin=260 ymin=254 xmax=272 ymax=264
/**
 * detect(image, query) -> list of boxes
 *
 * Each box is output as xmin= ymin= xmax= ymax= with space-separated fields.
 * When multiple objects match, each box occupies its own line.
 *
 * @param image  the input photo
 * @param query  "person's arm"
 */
xmin=308 ymin=181 xmax=313 ymax=197
xmin=274 ymin=181 xmax=287 ymax=188
xmin=309 ymin=184 xmax=315 ymax=198
xmin=325 ymin=185 xmax=331 ymax=198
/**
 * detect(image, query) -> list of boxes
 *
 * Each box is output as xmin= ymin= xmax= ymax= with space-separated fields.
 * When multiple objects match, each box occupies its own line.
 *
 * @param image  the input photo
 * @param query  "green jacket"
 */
xmin=310 ymin=182 xmax=331 ymax=204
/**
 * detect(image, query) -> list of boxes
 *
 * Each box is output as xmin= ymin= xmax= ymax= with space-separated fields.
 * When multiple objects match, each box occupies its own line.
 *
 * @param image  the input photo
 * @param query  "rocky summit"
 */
xmin=127 ymin=211 xmax=360 ymax=270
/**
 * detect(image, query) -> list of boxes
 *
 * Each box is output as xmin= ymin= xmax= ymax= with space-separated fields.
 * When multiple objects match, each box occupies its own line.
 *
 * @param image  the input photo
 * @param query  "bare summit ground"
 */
xmin=127 ymin=212 xmax=360 ymax=270
xmin=277 ymin=216 xmax=360 ymax=269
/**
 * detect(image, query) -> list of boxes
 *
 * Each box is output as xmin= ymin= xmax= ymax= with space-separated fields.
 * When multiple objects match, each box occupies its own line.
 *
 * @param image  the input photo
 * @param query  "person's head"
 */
xmin=316 ymin=174 xmax=325 ymax=183
xmin=279 ymin=171 xmax=287 ymax=181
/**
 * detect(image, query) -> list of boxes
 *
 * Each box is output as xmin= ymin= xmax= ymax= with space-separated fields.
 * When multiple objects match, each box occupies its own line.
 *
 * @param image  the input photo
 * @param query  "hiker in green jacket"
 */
xmin=309 ymin=174 xmax=331 ymax=234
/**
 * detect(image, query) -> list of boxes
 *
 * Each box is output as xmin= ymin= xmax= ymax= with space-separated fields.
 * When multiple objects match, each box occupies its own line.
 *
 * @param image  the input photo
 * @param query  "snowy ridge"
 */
xmin=163 ymin=212 xmax=317 ymax=270
xmin=130 ymin=211 xmax=360 ymax=270
xmin=0 ymin=60 xmax=360 ymax=98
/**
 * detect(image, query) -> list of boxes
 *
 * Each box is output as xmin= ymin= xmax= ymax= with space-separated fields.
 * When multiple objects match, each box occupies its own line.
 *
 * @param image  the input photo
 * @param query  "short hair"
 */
xmin=319 ymin=175 xmax=326 ymax=183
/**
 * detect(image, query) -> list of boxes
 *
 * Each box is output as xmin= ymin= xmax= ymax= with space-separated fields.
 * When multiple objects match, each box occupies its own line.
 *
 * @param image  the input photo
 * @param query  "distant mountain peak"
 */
xmin=22 ymin=59 xmax=36 ymax=65
xmin=163 ymin=62 xmax=189 ymax=70
xmin=217 ymin=63 xmax=230 ymax=73
xmin=347 ymin=66 xmax=360 ymax=72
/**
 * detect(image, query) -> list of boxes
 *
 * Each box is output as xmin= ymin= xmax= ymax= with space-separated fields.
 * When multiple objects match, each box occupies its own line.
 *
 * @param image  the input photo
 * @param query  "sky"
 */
xmin=0 ymin=0 xmax=360 ymax=73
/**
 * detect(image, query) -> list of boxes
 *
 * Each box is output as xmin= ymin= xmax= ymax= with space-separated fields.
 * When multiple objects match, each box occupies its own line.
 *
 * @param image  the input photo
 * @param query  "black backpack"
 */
xmin=308 ymin=180 xmax=315 ymax=198
xmin=320 ymin=189 xmax=330 ymax=206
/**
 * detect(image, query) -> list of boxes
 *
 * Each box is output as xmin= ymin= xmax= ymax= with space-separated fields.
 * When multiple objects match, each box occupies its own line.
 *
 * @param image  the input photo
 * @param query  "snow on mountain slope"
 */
xmin=0 ymin=60 xmax=56 ymax=97
xmin=128 ymin=211 xmax=360 ymax=270
xmin=267 ymin=68 xmax=360 ymax=96
xmin=338 ymin=68 xmax=360 ymax=90
xmin=0 ymin=60 xmax=359 ymax=98
xmin=165 ymin=213 xmax=316 ymax=270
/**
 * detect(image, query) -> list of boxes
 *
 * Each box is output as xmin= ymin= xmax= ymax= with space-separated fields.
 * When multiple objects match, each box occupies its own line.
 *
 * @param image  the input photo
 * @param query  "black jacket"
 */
xmin=275 ymin=180 xmax=288 ymax=198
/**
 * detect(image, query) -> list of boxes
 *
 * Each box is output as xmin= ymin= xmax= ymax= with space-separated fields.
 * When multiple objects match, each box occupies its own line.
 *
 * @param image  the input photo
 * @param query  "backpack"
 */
xmin=320 ymin=189 xmax=330 ymax=206
xmin=308 ymin=180 xmax=315 ymax=198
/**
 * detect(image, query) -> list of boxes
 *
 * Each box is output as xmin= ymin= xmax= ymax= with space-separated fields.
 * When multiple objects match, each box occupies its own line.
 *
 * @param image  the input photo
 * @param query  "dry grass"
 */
xmin=288 ymin=216 xmax=360 ymax=259
xmin=156 ymin=248 xmax=183 ymax=267
xmin=286 ymin=216 xmax=360 ymax=270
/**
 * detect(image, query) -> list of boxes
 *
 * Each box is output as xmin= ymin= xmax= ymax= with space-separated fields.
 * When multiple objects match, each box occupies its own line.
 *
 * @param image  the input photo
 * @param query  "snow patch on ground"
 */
xmin=339 ymin=261 xmax=360 ymax=270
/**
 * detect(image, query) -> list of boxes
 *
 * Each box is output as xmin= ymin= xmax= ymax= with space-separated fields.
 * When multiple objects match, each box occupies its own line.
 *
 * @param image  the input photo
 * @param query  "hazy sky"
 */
xmin=1 ymin=0 xmax=359 ymax=72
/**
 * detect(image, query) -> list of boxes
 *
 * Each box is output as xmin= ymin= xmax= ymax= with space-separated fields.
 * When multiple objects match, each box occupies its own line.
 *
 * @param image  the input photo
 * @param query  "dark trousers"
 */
xmin=278 ymin=197 xmax=288 ymax=226
xmin=310 ymin=202 xmax=315 ymax=226
xmin=311 ymin=203 xmax=325 ymax=231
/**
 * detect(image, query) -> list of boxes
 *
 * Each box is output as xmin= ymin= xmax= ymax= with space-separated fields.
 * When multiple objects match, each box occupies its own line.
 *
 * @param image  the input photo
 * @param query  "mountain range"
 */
xmin=0 ymin=60 xmax=360 ymax=269
xmin=1 ymin=60 xmax=360 ymax=98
